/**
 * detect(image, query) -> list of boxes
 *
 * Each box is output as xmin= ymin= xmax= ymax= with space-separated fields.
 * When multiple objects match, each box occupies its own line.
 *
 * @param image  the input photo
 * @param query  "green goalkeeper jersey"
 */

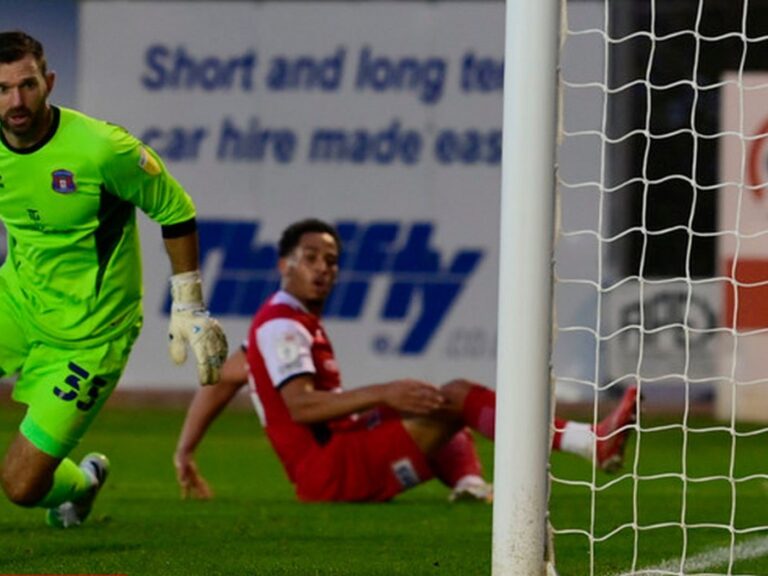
xmin=0 ymin=106 xmax=196 ymax=346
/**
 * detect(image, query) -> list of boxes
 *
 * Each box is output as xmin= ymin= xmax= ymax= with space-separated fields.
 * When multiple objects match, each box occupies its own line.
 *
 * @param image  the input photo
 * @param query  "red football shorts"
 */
xmin=292 ymin=409 xmax=434 ymax=502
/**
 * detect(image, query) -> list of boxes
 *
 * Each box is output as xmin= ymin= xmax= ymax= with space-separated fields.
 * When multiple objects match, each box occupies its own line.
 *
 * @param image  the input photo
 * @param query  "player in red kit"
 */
xmin=174 ymin=218 xmax=638 ymax=502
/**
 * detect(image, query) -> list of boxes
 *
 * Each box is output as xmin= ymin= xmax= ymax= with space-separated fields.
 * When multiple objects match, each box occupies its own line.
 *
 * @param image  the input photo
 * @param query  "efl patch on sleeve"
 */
xmin=276 ymin=332 xmax=304 ymax=376
xmin=138 ymin=147 xmax=162 ymax=176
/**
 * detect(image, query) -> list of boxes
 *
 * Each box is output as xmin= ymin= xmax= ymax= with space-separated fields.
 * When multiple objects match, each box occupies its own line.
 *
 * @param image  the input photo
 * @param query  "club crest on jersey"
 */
xmin=51 ymin=169 xmax=76 ymax=194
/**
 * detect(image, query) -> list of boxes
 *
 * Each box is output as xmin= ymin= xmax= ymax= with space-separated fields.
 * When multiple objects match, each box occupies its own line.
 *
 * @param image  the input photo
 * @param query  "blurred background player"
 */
xmin=174 ymin=218 xmax=638 ymax=503
xmin=177 ymin=345 xmax=493 ymax=502
xmin=0 ymin=30 xmax=228 ymax=527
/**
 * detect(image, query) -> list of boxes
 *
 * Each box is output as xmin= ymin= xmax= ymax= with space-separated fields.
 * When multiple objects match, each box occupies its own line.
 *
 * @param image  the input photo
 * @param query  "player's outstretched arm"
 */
xmin=174 ymin=348 xmax=249 ymax=499
xmin=163 ymin=231 xmax=229 ymax=385
xmin=281 ymin=376 xmax=446 ymax=424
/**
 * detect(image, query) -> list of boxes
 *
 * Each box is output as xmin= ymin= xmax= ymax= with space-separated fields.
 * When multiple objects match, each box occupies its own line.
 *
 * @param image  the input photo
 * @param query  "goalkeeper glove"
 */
xmin=168 ymin=270 xmax=228 ymax=385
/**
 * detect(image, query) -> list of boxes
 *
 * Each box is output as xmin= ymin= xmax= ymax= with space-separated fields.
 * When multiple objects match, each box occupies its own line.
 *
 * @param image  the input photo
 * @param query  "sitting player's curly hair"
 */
xmin=279 ymin=218 xmax=342 ymax=257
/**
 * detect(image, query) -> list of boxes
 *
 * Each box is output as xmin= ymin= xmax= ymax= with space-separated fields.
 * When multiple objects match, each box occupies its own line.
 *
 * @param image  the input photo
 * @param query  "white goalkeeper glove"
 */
xmin=168 ymin=270 xmax=228 ymax=385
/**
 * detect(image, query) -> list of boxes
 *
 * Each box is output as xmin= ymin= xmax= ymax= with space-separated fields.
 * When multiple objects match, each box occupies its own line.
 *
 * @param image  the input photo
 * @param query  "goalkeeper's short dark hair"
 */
xmin=0 ymin=30 xmax=47 ymax=75
xmin=279 ymin=218 xmax=342 ymax=257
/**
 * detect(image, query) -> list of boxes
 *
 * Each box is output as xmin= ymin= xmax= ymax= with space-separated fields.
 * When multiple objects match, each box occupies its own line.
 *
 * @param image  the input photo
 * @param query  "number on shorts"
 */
xmin=53 ymin=361 xmax=108 ymax=412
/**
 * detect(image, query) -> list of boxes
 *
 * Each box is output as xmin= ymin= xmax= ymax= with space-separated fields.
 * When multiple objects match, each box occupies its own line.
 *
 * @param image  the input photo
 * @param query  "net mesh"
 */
xmin=550 ymin=1 xmax=768 ymax=574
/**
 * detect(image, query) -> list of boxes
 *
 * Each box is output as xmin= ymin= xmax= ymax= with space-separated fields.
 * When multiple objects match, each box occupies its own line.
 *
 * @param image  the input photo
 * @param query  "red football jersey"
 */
xmin=246 ymin=290 xmax=436 ymax=501
xmin=246 ymin=290 xmax=347 ymax=481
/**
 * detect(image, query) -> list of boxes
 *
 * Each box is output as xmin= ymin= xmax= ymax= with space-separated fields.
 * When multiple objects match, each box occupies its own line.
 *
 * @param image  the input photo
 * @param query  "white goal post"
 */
xmin=493 ymin=0 xmax=560 ymax=574
xmin=495 ymin=0 xmax=768 ymax=575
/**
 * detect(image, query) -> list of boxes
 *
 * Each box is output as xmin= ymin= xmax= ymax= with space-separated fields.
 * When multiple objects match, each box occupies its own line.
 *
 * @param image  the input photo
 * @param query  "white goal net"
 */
xmin=547 ymin=1 xmax=768 ymax=575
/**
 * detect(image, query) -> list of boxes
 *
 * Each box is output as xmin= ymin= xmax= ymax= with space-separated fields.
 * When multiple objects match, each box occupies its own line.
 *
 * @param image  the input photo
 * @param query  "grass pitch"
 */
xmin=0 ymin=399 xmax=492 ymax=576
xmin=1 ymin=398 xmax=767 ymax=575
xmin=550 ymin=418 xmax=768 ymax=575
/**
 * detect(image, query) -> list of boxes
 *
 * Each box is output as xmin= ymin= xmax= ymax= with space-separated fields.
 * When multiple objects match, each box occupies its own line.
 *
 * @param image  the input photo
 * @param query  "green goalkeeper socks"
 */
xmin=36 ymin=457 xmax=93 ymax=509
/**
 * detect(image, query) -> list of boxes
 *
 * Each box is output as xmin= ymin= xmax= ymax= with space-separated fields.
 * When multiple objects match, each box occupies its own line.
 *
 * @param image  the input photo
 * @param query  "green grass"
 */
xmin=550 ymin=419 xmax=768 ymax=575
xmin=0 ymin=401 xmax=493 ymax=576
xmin=1 ymin=401 xmax=768 ymax=575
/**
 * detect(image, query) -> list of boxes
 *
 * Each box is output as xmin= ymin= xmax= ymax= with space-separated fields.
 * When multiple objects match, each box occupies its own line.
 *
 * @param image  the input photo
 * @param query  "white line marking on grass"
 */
xmin=607 ymin=535 xmax=768 ymax=576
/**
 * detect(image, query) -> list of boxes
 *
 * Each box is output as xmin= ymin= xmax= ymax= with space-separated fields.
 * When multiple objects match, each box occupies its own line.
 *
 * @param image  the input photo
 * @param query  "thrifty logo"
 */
xmin=163 ymin=220 xmax=483 ymax=355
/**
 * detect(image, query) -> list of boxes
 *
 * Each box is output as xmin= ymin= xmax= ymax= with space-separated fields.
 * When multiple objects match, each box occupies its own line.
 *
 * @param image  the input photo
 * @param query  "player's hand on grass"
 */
xmin=382 ymin=379 xmax=445 ymax=415
xmin=168 ymin=271 xmax=229 ymax=385
xmin=174 ymin=452 xmax=213 ymax=500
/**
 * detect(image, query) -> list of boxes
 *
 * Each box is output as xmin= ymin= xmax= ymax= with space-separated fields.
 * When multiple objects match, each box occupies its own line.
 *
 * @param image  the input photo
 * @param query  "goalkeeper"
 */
xmin=174 ymin=218 xmax=638 ymax=503
xmin=0 ymin=30 xmax=227 ymax=527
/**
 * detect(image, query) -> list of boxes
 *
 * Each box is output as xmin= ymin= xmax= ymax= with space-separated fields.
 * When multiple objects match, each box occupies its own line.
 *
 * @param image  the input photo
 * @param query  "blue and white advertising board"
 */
xmin=78 ymin=1 xmax=504 ymax=388
xmin=76 ymin=1 xmax=604 ymax=391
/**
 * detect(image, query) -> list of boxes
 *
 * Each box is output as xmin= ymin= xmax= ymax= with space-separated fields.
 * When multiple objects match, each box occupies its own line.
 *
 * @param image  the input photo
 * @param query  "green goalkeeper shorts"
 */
xmin=0 ymin=290 xmax=141 ymax=458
